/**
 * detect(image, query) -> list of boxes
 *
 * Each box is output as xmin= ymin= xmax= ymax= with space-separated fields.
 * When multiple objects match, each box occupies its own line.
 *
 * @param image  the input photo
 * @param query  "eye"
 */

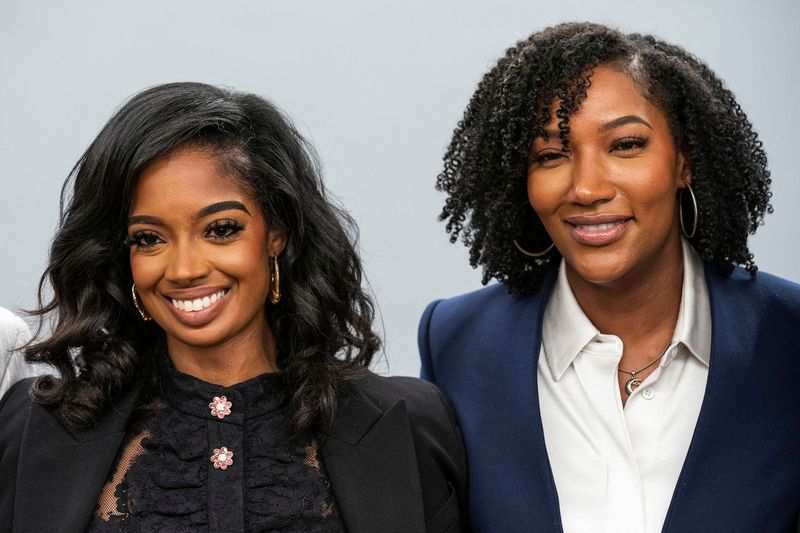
xmin=127 ymin=231 xmax=164 ymax=249
xmin=205 ymin=219 xmax=244 ymax=241
xmin=532 ymin=150 xmax=569 ymax=167
xmin=611 ymin=136 xmax=648 ymax=153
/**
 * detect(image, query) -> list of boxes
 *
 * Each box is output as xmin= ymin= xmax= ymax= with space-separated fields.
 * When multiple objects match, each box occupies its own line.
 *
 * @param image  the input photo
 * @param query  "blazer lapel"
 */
xmin=14 ymin=390 xmax=137 ymax=533
xmin=661 ymin=267 xmax=773 ymax=531
xmin=484 ymin=272 xmax=562 ymax=531
xmin=322 ymin=393 xmax=425 ymax=533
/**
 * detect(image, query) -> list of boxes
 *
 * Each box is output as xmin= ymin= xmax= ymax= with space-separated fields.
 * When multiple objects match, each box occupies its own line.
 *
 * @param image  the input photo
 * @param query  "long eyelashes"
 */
xmin=204 ymin=219 xmax=244 ymax=241
xmin=530 ymin=135 xmax=649 ymax=166
xmin=126 ymin=219 xmax=245 ymax=249
xmin=126 ymin=231 xmax=163 ymax=249
xmin=611 ymin=136 xmax=649 ymax=152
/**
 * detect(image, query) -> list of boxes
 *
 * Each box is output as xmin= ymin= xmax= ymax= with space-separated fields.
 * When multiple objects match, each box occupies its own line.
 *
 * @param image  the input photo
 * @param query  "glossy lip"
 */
xmin=564 ymin=214 xmax=632 ymax=246
xmin=161 ymin=286 xmax=231 ymax=328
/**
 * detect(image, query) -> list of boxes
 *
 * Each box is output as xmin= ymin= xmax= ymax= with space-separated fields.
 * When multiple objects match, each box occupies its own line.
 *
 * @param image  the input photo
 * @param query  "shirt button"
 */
xmin=210 ymin=446 xmax=234 ymax=470
xmin=209 ymin=395 xmax=233 ymax=419
xmin=642 ymin=388 xmax=655 ymax=400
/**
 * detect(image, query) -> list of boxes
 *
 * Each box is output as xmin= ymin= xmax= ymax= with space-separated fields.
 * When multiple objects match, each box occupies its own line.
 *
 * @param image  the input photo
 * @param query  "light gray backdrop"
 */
xmin=1 ymin=0 xmax=798 ymax=376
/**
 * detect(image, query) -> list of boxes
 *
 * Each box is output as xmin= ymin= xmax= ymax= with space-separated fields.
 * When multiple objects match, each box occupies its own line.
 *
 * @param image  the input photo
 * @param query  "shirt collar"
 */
xmin=667 ymin=238 xmax=712 ymax=367
xmin=542 ymin=238 xmax=712 ymax=381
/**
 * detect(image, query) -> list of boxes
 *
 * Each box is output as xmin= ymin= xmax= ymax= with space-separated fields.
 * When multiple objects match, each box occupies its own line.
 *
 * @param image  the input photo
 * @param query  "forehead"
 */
xmin=545 ymin=65 xmax=666 ymax=129
xmin=131 ymin=146 xmax=254 ymax=214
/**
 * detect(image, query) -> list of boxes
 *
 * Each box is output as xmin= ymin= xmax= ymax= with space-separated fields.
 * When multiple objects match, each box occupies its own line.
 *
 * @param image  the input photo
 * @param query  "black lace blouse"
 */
xmin=85 ymin=362 xmax=346 ymax=532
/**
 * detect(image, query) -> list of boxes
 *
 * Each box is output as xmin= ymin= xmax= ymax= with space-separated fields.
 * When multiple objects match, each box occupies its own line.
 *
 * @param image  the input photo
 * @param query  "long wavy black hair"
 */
xmin=26 ymin=82 xmax=380 ymax=437
xmin=438 ymin=22 xmax=772 ymax=295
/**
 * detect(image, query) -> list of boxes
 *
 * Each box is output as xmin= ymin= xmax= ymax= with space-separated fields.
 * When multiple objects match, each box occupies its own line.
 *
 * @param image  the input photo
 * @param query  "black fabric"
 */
xmin=0 ymin=371 xmax=468 ymax=533
xmin=84 ymin=363 xmax=344 ymax=532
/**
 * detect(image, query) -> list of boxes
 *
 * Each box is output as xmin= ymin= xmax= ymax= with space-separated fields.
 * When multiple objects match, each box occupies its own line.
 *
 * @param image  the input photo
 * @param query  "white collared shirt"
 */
xmin=538 ymin=239 xmax=711 ymax=533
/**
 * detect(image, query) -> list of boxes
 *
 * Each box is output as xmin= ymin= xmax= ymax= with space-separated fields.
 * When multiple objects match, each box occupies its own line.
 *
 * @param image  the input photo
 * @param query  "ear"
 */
xmin=676 ymin=151 xmax=692 ymax=188
xmin=266 ymin=223 xmax=287 ymax=258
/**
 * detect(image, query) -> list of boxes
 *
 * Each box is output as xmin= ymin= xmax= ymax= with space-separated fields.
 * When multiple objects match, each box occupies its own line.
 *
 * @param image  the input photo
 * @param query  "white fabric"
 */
xmin=0 ymin=306 xmax=36 ymax=398
xmin=538 ymin=239 xmax=711 ymax=533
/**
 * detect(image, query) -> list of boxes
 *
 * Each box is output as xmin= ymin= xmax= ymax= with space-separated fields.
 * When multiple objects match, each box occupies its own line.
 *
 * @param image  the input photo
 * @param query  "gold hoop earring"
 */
xmin=269 ymin=256 xmax=281 ymax=304
xmin=131 ymin=283 xmax=152 ymax=321
xmin=679 ymin=184 xmax=698 ymax=239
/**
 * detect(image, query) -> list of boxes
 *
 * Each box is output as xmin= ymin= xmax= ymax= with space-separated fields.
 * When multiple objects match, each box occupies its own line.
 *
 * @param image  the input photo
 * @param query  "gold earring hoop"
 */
xmin=679 ymin=184 xmax=698 ymax=239
xmin=269 ymin=256 xmax=281 ymax=304
xmin=131 ymin=283 xmax=152 ymax=321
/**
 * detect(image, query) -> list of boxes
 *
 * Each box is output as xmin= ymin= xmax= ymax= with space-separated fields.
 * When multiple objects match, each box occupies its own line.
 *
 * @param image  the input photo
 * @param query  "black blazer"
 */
xmin=0 ymin=372 xmax=468 ymax=533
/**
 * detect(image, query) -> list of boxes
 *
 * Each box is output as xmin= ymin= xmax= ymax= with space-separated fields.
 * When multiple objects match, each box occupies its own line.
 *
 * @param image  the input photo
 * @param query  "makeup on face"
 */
xmin=527 ymin=65 xmax=687 ymax=288
xmin=127 ymin=146 xmax=282 ymax=351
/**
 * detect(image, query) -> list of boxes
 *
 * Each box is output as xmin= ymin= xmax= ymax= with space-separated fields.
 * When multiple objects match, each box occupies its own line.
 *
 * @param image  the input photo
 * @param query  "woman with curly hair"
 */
xmin=419 ymin=22 xmax=800 ymax=532
xmin=0 ymin=82 xmax=467 ymax=532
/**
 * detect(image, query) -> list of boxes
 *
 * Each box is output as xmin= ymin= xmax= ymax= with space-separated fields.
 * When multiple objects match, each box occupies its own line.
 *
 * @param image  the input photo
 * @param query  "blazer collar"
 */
xmin=13 ymin=387 xmax=139 ymax=533
xmin=526 ymin=265 xmax=758 ymax=531
xmin=660 ymin=265 xmax=762 ymax=530
xmin=321 ymin=383 xmax=426 ymax=533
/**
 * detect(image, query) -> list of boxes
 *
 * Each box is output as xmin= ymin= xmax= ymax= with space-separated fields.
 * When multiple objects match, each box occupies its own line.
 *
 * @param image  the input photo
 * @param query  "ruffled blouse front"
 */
xmin=86 ymin=363 xmax=345 ymax=532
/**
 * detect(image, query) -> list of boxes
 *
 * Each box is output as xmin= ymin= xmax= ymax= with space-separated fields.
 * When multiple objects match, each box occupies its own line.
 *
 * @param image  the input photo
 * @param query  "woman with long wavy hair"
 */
xmin=419 ymin=22 xmax=800 ymax=532
xmin=0 ymin=82 xmax=467 ymax=533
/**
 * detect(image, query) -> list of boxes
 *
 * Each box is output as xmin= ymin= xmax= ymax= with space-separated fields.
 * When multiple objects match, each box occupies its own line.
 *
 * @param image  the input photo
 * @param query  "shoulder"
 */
xmin=344 ymin=371 xmax=463 ymax=464
xmin=421 ymin=283 xmax=515 ymax=328
xmin=418 ymin=274 xmax=555 ymax=385
xmin=347 ymin=371 xmax=455 ymax=425
xmin=707 ymin=266 xmax=800 ymax=318
xmin=343 ymin=371 xmax=468 ymax=528
xmin=419 ymin=283 xmax=527 ymax=356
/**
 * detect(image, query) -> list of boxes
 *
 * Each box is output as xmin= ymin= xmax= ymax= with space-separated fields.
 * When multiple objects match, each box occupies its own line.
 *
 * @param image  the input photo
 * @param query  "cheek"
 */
xmin=630 ymin=171 xmax=680 ymax=216
xmin=527 ymin=171 xmax=563 ymax=217
xmin=129 ymin=253 xmax=161 ymax=290
xmin=220 ymin=240 xmax=270 ymax=287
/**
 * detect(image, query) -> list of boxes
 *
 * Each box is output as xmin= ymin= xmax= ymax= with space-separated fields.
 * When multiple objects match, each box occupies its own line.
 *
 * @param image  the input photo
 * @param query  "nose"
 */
xmin=164 ymin=239 xmax=210 ymax=285
xmin=567 ymin=152 xmax=616 ymax=206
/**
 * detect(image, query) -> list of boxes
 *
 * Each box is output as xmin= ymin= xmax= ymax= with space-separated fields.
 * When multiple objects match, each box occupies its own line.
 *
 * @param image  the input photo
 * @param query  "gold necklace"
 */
xmin=617 ymin=343 xmax=672 ymax=395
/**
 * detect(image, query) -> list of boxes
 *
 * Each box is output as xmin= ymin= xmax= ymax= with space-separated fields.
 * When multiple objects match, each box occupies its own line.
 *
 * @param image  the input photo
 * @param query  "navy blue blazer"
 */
xmin=419 ymin=265 xmax=800 ymax=532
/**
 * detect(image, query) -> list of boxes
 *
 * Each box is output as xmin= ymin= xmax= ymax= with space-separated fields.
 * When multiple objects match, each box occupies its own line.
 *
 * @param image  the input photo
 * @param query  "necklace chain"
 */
xmin=618 ymin=342 xmax=673 ymax=396
xmin=617 ymin=342 xmax=672 ymax=377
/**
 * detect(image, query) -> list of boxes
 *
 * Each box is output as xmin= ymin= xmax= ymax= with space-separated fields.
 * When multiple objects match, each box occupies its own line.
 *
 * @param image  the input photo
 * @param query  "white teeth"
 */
xmin=577 ymin=222 xmax=616 ymax=231
xmin=170 ymin=290 xmax=227 ymax=313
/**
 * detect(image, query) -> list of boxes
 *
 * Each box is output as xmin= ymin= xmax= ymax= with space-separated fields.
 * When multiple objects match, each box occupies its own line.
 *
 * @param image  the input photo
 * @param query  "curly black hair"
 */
xmin=26 ymin=82 xmax=379 ymax=438
xmin=437 ymin=22 xmax=772 ymax=295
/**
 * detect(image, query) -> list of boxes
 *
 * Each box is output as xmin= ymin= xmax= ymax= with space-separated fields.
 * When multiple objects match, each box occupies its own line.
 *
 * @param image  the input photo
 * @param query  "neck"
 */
xmin=166 ymin=313 xmax=279 ymax=386
xmin=566 ymin=237 xmax=684 ymax=361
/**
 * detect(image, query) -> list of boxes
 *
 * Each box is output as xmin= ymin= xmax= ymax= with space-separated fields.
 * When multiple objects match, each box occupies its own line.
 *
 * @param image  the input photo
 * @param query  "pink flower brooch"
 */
xmin=210 ymin=447 xmax=234 ymax=470
xmin=209 ymin=396 xmax=232 ymax=419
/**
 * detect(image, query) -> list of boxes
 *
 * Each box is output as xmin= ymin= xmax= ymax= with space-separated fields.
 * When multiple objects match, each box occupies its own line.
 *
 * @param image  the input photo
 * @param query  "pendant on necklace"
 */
xmin=624 ymin=377 xmax=642 ymax=395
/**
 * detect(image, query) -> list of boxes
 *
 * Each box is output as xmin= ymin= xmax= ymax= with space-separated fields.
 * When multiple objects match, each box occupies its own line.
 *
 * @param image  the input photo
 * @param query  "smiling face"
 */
xmin=128 ymin=145 xmax=285 ymax=352
xmin=527 ymin=65 xmax=689 ymax=289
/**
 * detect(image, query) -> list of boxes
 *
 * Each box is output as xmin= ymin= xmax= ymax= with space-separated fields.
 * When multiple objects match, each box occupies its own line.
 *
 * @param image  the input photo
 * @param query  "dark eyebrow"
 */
xmin=538 ymin=115 xmax=651 ymax=141
xmin=196 ymin=201 xmax=251 ymax=219
xmin=127 ymin=215 xmax=162 ymax=227
xmin=128 ymin=201 xmax=251 ymax=227
xmin=599 ymin=115 xmax=652 ymax=133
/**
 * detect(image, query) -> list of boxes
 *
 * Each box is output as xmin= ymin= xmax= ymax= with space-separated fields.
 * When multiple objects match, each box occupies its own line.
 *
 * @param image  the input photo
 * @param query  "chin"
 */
xmin=158 ymin=321 xmax=235 ymax=350
xmin=565 ymin=252 xmax=634 ymax=286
